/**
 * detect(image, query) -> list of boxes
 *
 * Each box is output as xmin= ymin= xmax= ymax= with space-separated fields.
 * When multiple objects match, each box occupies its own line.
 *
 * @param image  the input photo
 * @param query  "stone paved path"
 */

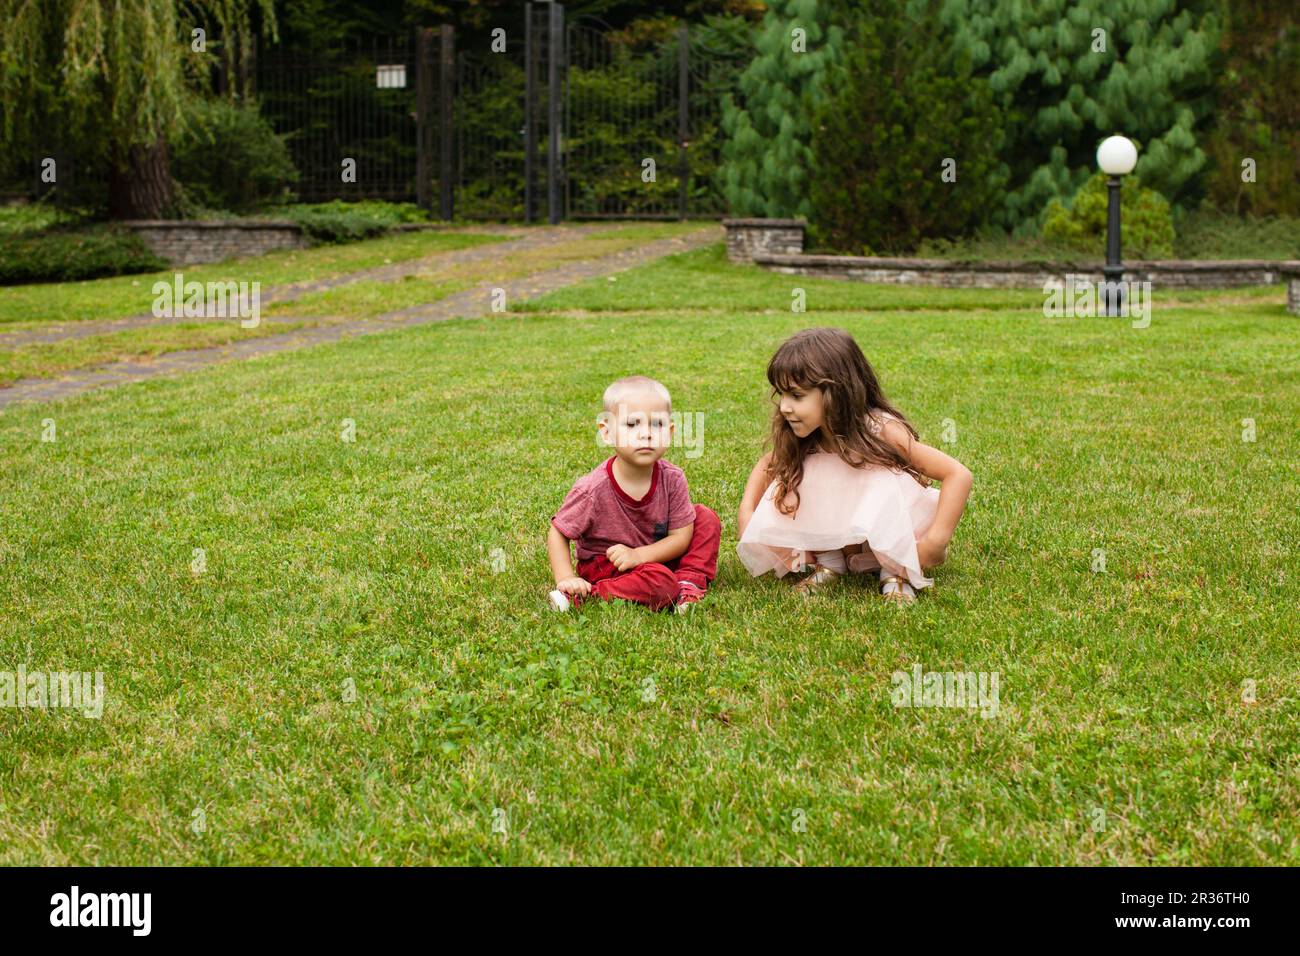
xmin=0 ymin=223 xmax=608 ymax=350
xmin=0 ymin=225 xmax=720 ymax=408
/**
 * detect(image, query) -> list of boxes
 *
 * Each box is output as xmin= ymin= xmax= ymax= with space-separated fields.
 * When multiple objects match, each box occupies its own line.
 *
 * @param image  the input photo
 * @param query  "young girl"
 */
xmin=736 ymin=327 xmax=973 ymax=603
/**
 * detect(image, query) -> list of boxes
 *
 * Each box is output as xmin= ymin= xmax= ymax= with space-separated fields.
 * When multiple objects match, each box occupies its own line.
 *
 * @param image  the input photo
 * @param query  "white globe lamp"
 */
xmin=1096 ymin=135 xmax=1138 ymax=176
xmin=1096 ymin=135 xmax=1139 ymax=315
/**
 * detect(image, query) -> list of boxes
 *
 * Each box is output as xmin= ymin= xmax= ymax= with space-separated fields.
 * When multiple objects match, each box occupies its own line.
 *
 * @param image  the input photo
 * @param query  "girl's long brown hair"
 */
xmin=766 ymin=327 xmax=927 ymax=515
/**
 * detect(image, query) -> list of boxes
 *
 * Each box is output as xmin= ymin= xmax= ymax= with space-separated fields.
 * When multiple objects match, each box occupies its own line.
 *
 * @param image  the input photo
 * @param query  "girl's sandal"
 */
xmin=793 ymin=564 xmax=841 ymax=597
xmin=880 ymin=575 xmax=916 ymax=605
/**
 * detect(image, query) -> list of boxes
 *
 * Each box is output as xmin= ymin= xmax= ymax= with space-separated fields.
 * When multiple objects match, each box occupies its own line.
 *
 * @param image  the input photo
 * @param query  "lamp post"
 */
xmin=1096 ymin=135 xmax=1138 ymax=316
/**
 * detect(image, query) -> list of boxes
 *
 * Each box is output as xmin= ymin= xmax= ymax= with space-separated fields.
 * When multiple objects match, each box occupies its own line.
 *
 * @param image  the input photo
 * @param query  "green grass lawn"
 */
xmin=0 ymin=222 xmax=707 ymax=387
xmin=0 ymin=229 xmax=508 ymax=328
xmin=0 ymin=320 xmax=320 ymax=387
xmin=262 ymin=221 xmax=708 ymax=320
xmin=0 ymin=242 xmax=1296 ymax=865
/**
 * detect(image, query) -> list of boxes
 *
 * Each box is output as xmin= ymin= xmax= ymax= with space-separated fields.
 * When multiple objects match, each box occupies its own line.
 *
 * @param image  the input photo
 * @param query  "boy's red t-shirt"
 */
xmin=552 ymin=457 xmax=696 ymax=560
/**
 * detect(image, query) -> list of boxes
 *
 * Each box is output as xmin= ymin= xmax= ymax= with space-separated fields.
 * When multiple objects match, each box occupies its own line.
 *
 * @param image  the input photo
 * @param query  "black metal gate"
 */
xmin=256 ymin=33 xmax=422 ymax=204
xmin=564 ymin=15 xmax=685 ymax=218
xmin=255 ymin=3 xmax=743 ymax=220
xmin=451 ymin=3 xmax=565 ymax=222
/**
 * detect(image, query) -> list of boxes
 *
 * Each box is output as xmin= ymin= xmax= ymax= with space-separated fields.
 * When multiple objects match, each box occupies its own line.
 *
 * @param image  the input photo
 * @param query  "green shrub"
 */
xmin=809 ymin=0 xmax=1006 ymax=254
xmin=913 ymin=230 xmax=1092 ymax=264
xmin=0 ymin=226 xmax=168 ymax=285
xmin=0 ymin=202 xmax=77 ymax=236
xmin=1041 ymin=173 xmax=1176 ymax=260
xmin=1174 ymin=209 xmax=1300 ymax=261
xmin=1201 ymin=5 xmax=1300 ymax=217
xmin=170 ymin=97 xmax=299 ymax=213
xmin=275 ymin=200 xmax=431 ymax=244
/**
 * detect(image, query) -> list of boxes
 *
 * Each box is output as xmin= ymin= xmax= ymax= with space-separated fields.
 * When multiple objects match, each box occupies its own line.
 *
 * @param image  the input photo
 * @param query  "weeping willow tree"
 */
xmin=0 ymin=0 xmax=275 ymax=218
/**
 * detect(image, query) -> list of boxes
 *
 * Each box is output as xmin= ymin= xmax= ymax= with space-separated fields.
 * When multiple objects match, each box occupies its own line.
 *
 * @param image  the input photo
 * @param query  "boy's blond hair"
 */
xmin=602 ymin=375 xmax=672 ymax=412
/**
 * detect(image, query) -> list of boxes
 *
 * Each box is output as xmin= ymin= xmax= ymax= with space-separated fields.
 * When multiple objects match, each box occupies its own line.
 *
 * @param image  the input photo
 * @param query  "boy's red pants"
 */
xmin=574 ymin=504 xmax=720 ymax=611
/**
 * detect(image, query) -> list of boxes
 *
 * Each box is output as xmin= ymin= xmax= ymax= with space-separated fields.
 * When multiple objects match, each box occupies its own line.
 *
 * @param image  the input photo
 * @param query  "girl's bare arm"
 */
xmin=737 ymin=453 xmax=772 ymax=539
xmin=880 ymin=421 xmax=973 ymax=564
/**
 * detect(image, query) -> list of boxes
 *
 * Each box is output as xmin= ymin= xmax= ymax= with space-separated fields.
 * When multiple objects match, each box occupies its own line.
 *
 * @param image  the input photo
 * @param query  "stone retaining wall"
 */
xmin=123 ymin=220 xmax=307 ymax=265
xmin=756 ymin=253 xmax=1298 ymax=292
xmin=722 ymin=218 xmax=806 ymax=263
xmin=722 ymin=217 xmax=1300 ymax=312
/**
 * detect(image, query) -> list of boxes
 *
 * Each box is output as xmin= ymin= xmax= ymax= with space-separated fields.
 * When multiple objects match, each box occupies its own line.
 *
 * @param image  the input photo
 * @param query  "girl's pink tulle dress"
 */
xmin=736 ymin=415 xmax=941 ymax=590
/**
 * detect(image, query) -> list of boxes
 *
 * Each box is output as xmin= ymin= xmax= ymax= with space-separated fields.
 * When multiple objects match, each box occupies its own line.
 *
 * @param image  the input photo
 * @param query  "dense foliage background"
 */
xmin=1 ymin=0 xmax=1295 ymax=257
xmin=807 ymin=0 xmax=1006 ymax=253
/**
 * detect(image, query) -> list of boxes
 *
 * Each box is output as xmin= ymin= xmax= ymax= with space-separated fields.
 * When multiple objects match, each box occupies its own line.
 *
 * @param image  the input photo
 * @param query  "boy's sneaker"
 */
xmin=673 ymin=581 xmax=706 ymax=613
xmin=548 ymin=589 xmax=572 ymax=612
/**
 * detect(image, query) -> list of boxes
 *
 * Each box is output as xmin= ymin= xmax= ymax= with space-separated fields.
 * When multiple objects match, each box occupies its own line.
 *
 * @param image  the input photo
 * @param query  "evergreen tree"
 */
xmin=717 ymin=0 xmax=844 ymax=218
xmin=810 ymin=0 xmax=1007 ymax=253
xmin=937 ymin=0 xmax=1222 ymax=229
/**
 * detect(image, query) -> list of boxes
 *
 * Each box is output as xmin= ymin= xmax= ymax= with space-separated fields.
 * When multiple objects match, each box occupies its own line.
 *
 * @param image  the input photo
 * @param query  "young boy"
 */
xmin=547 ymin=375 xmax=720 ymax=614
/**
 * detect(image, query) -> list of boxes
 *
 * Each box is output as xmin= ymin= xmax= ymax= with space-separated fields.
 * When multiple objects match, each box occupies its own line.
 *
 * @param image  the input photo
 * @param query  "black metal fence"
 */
xmin=256 ymin=33 xmax=422 ymax=204
xmin=565 ymin=17 xmax=684 ymax=218
xmin=254 ymin=2 xmax=745 ymax=220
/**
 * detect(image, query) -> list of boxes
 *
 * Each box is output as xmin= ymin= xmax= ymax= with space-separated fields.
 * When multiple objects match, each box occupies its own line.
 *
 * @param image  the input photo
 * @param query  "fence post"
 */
xmin=547 ymin=3 xmax=564 ymax=224
xmin=439 ymin=24 xmax=455 ymax=221
xmin=678 ymin=28 xmax=689 ymax=221
xmin=416 ymin=27 xmax=434 ymax=213
xmin=525 ymin=3 xmax=536 ymax=223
